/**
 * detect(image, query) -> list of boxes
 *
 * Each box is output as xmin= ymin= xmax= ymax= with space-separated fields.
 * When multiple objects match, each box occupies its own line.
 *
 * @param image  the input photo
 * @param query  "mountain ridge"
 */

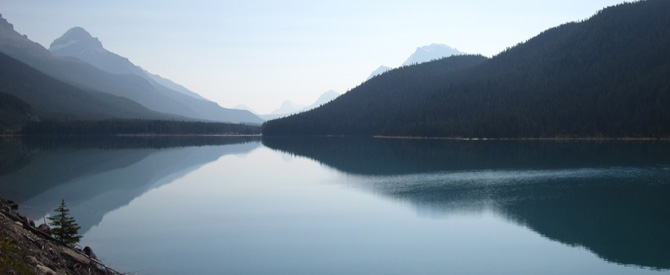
xmin=367 ymin=44 xmax=466 ymax=80
xmin=49 ymin=27 xmax=207 ymax=101
xmin=0 ymin=17 xmax=263 ymax=125
xmin=46 ymin=26 xmax=262 ymax=124
xmin=0 ymin=51 xmax=178 ymax=122
xmin=263 ymin=0 xmax=670 ymax=138
xmin=402 ymin=43 xmax=465 ymax=66
xmin=261 ymin=90 xmax=341 ymax=121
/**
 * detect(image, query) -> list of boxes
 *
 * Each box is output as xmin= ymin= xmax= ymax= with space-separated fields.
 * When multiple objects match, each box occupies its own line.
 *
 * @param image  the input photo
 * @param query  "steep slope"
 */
xmin=0 ymin=52 xmax=175 ymax=121
xmin=264 ymin=55 xmax=489 ymax=135
xmin=50 ymin=27 xmax=205 ymax=101
xmin=47 ymin=27 xmax=263 ymax=124
xmin=0 ymin=16 xmax=262 ymax=124
xmin=142 ymin=69 xmax=207 ymax=100
xmin=0 ymin=93 xmax=35 ymax=133
xmin=264 ymin=0 xmax=670 ymax=138
xmin=49 ymin=27 xmax=145 ymax=76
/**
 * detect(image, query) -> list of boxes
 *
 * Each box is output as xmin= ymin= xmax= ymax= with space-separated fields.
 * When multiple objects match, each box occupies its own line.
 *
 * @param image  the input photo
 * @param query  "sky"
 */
xmin=2 ymin=0 xmax=627 ymax=114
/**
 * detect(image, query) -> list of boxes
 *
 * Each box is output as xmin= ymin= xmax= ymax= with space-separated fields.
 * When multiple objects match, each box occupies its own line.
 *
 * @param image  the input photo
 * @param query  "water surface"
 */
xmin=1 ymin=136 xmax=668 ymax=274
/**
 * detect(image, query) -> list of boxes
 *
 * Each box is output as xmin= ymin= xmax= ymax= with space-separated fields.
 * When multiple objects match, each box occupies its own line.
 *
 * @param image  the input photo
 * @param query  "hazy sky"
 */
xmin=2 ymin=0 xmax=626 ymax=114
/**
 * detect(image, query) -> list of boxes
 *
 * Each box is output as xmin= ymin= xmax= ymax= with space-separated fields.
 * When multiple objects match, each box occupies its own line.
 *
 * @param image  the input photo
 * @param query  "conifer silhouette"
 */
xmin=48 ymin=199 xmax=82 ymax=246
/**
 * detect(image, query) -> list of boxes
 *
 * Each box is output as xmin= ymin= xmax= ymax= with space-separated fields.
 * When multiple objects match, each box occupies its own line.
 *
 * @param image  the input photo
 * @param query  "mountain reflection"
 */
xmin=0 ymin=136 xmax=261 ymax=234
xmin=263 ymin=137 xmax=670 ymax=270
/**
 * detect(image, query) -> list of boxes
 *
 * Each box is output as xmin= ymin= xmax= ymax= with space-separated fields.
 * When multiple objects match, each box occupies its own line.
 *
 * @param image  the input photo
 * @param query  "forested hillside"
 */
xmin=0 ymin=52 xmax=173 ymax=122
xmin=0 ymin=93 xmax=34 ymax=134
xmin=263 ymin=0 xmax=670 ymax=138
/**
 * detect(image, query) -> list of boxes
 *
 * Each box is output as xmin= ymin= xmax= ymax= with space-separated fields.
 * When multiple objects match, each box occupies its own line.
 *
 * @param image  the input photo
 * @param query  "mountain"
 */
xmin=271 ymin=101 xmax=305 ymax=115
xmin=264 ymin=55 xmax=488 ymax=135
xmin=0 ymin=16 xmax=262 ymax=124
xmin=260 ymin=101 xmax=304 ymax=121
xmin=233 ymin=104 xmax=257 ymax=114
xmin=264 ymin=0 xmax=670 ymax=138
xmin=47 ymin=27 xmax=262 ymax=124
xmin=0 ymin=52 xmax=175 ymax=122
xmin=366 ymin=44 xmax=465 ymax=81
xmin=0 ymin=93 xmax=35 ymax=133
xmin=142 ymin=69 xmax=207 ymax=100
xmin=367 ymin=65 xmax=393 ymax=80
xmin=49 ymin=27 xmax=145 ymax=76
xmin=261 ymin=90 xmax=341 ymax=121
xmin=402 ymin=43 xmax=465 ymax=66
xmin=49 ymin=27 xmax=205 ymax=101
xmin=301 ymin=90 xmax=340 ymax=111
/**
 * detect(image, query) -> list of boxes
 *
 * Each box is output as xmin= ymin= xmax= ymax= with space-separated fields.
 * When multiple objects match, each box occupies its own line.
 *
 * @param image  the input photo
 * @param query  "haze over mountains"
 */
xmin=49 ymin=27 xmax=208 ymax=101
xmin=269 ymin=43 xmax=464 ymax=119
xmin=0 ymin=51 xmax=172 ymax=121
xmin=258 ymin=90 xmax=341 ymax=121
xmin=263 ymin=0 xmax=670 ymax=138
xmin=402 ymin=44 xmax=465 ymax=66
xmin=367 ymin=44 xmax=466 ymax=80
xmin=0 ymin=17 xmax=263 ymax=126
xmin=4 ymin=1 xmax=668 ymax=138
xmin=267 ymin=44 xmax=463 ymax=120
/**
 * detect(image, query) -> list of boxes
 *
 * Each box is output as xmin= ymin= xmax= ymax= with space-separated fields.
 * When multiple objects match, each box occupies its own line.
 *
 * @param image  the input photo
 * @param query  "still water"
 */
xmin=1 ymin=136 xmax=669 ymax=274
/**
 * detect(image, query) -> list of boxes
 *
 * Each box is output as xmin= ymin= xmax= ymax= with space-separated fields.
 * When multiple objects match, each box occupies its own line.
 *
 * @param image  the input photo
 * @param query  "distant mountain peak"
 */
xmin=49 ymin=27 xmax=103 ymax=52
xmin=402 ymin=44 xmax=465 ymax=66
xmin=303 ymin=90 xmax=340 ymax=111
xmin=367 ymin=65 xmax=393 ymax=80
xmin=271 ymin=101 xmax=305 ymax=115
xmin=365 ymin=44 xmax=465 ymax=82
xmin=320 ymin=90 xmax=339 ymax=98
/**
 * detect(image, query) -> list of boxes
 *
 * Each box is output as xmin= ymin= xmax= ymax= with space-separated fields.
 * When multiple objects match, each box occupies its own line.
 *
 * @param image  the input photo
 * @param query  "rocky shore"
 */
xmin=0 ymin=198 xmax=122 ymax=275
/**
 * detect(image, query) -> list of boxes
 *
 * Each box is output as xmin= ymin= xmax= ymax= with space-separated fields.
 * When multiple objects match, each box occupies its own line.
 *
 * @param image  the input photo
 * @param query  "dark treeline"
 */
xmin=264 ymin=0 xmax=670 ymax=138
xmin=0 ymin=93 xmax=35 ymax=134
xmin=264 ymin=55 xmax=488 ymax=136
xmin=21 ymin=120 xmax=261 ymax=136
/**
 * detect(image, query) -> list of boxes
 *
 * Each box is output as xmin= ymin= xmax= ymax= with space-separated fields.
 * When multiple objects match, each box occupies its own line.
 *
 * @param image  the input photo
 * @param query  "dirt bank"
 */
xmin=0 ymin=198 xmax=122 ymax=275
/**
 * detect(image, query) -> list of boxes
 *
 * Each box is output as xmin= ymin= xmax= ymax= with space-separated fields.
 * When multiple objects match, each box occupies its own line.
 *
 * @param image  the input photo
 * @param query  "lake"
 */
xmin=1 ymin=136 xmax=669 ymax=274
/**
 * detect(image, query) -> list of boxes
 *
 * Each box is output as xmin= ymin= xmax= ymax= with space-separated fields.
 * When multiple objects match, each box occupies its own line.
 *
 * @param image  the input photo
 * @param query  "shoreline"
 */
xmin=1 ymin=133 xmax=262 ymax=137
xmin=0 ymin=198 xmax=122 ymax=274
xmin=4 ymin=134 xmax=670 ymax=141
xmin=373 ymin=135 xmax=670 ymax=141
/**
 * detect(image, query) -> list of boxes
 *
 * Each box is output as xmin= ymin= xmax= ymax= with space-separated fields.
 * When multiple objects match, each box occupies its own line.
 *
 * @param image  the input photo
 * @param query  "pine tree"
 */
xmin=48 ymin=199 xmax=82 ymax=246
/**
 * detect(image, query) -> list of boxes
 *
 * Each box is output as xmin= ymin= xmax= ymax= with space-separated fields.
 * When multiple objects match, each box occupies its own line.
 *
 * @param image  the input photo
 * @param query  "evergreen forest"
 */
xmin=263 ymin=0 xmax=670 ymax=138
